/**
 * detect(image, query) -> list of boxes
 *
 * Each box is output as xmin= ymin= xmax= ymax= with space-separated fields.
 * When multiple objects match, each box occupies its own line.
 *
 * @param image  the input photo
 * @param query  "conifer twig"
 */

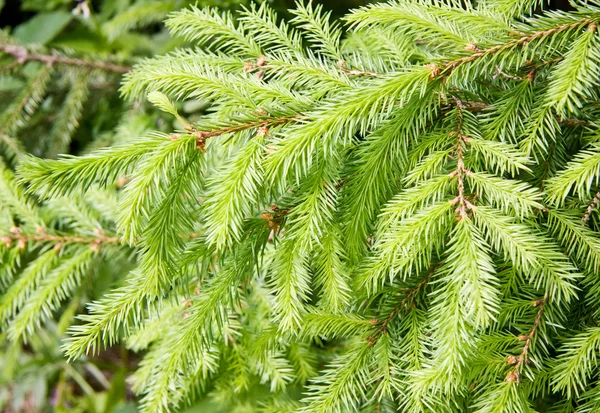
xmin=188 ymin=115 xmax=304 ymax=151
xmin=367 ymin=270 xmax=433 ymax=345
xmin=336 ymin=60 xmax=379 ymax=78
xmin=449 ymin=99 xmax=474 ymax=218
xmin=0 ymin=44 xmax=131 ymax=74
xmin=493 ymin=66 xmax=524 ymax=81
xmin=505 ymin=297 xmax=546 ymax=383
xmin=583 ymin=192 xmax=600 ymax=223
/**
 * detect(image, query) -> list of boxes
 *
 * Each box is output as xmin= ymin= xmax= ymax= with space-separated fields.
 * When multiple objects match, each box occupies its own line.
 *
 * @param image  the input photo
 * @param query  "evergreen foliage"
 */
xmin=5 ymin=0 xmax=600 ymax=411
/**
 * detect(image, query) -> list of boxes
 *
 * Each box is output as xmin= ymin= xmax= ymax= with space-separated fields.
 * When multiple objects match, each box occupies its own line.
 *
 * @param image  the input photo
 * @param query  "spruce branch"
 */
xmin=8 ymin=247 xmax=96 ymax=341
xmin=544 ymin=21 xmax=600 ymax=115
xmin=290 ymin=1 xmax=342 ymax=60
xmin=0 ymin=248 xmax=57 ymax=325
xmin=63 ymin=272 xmax=159 ymax=359
xmin=546 ymin=208 xmax=600 ymax=272
xmin=265 ymin=15 xmax=598 ymax=86
xmin=493 ymin=66 xmax=525 ymax=81
xmin=48 ymin=70 xmax=91 ymax=158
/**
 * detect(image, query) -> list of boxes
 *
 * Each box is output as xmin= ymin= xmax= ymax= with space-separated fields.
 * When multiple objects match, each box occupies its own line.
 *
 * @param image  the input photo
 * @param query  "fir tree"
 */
xmin=5 ymin=0 xmax=600 ymax=411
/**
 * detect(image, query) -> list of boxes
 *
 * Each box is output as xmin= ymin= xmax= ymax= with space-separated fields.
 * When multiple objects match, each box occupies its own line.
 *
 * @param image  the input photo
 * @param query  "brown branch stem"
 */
xmin=1 ymin=230 xmax=120 ymax=248
xmin=439 ymin=19 xmax=594 ymax=76
xmin=448 ymin=99 xmax=474 ymax=218
xmin=189 ymin=115 xmax=303 ymax=151
xmin=583 ymin=192 xmax=600 ymax=223
xmin=505 ymin=297 xmax=546 ymax=383
xmin=0 ymin=44 xmax=131 ymax=74
xmin=367 ymin=270 xmax=434 ymax=345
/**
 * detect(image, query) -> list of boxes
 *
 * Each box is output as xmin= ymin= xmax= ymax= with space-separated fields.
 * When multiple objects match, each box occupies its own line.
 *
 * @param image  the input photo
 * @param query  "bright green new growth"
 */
xmin=4 ymin=0 xmax=600 ymax=412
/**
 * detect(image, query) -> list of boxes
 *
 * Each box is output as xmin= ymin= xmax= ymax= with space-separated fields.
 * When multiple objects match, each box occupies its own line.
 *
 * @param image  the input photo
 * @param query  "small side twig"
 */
xmin=189 ymin=115 xmax=303 ymax=151
xmin=337 ymin=60 xmax=380 ymax=78
xmin=505 ymin=297 xmax=546 ymax=383
xmin=583 ymin=192 xmax=600 ymax=223
xmin=367 ymin=270 xmax=434 ymax=345
xmin=493 ymin=66 xmax=524 ymax=81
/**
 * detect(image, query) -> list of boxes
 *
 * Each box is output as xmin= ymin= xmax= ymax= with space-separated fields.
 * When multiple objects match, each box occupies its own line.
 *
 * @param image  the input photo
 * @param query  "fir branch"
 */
xmin=544 ymin=143 xmax=600 ymax=205
xmin=63 ymin=271 xmax=157 ymax=359
xmin=358 ymin=201 xmax=454 ymax=294
xmin=103 ymin=0 xmax=182 ymax=41
xmin=346 ymin=1 xmax=508 ymax=51
xmin=239 ymin=3 xmax=304 ymax=54
xmin=165 ymin=6 xmax=262 ymax=57
xmin=411 ymin=217 xmax=498 ymax=398
xmin=473 ymin=205 xmax=579 ymax=304
xmin=487 ymin=0 xmax=546 ymax=19
xmin=0 ymin=248 xmax=57 ymax=325
xmin=448 ymin=99 xmax=474 ymax=219
xmin=473 ymin=380 xmax=536 ymax=413
xmin=290 ymin=1 xmax=342 ymax=60
xmin=312 ymin=223 xmax=351 ymax=313
xmin=116 ymin=136 xmax=196 ymax=243
xmin=342 ymin=91 xmax=441 ymax=262
xmin=301 ymin=311 xmax=373 ymax=340
xmin=544 ymin=23 xmax=600 ymax=116
xmin=136 ymin=255 xmax=251 ymax=412
xmin=546 ymin=208 xmax=600 ymax=273
xmin=17 ymin=133 xmax=171 ymax=200
xmin=270 ymin=238 xmax=311 ymax=332
xmin=337 ymin=60 xmax=379 ymax=78
xmin=0 ymin=166 xmax=43 ymax=229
